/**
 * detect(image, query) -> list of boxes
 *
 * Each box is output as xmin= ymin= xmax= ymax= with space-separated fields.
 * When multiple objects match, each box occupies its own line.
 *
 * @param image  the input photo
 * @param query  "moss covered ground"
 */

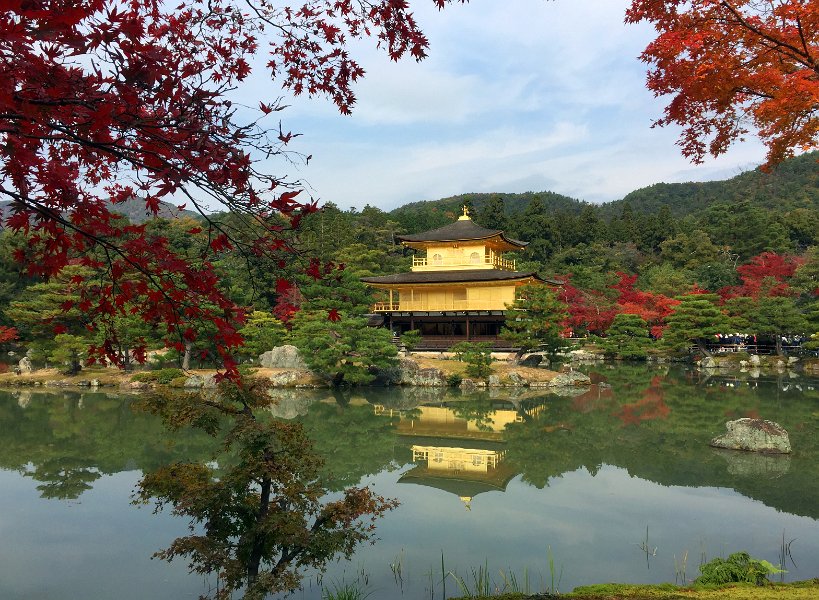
xmin=454 ymin=580 xmax=819 ymax=600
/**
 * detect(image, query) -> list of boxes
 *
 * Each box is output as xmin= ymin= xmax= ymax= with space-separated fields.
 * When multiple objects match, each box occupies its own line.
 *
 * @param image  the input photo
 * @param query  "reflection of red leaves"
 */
xmin=571 ymin=385 xmax=615 ymax=413
xmin=614 ymin=380 xmax=670 ymax=426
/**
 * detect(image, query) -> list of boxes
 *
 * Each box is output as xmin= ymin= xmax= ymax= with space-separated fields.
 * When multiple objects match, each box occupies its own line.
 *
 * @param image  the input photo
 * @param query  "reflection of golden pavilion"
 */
xmin=399 ymin=442 xmax=515 ymax=510
xmin=394 ymin=404 xmax=522 ymax=441
xmin=391 ymin=401 xmax=520 ymax=508
xmin=412 ymin=445 xmax=506 ymax=473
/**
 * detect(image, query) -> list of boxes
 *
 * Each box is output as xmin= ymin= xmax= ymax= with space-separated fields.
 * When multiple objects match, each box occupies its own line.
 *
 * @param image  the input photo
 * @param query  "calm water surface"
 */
xmin=1 ymin=365 xmax=818 ymax=599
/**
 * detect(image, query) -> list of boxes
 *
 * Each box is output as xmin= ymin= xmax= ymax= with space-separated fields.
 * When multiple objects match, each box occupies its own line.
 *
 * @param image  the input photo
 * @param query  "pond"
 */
xmin=1 ymin=365 xmax=818 ymax=599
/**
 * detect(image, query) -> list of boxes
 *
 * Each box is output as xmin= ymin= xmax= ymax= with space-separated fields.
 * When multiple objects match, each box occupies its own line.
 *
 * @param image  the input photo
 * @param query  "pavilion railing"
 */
xmin=411 ymin=256 xmax=516 ymax=270
xmin=371 ymin=300 xmax=505 ymax=312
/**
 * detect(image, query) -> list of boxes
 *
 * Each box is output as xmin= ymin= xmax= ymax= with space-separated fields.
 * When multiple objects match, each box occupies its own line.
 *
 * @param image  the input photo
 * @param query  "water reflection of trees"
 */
xmin=504 ymin=365 xmax=819 ymax=519
xmin=3 ymin=369 xmax=818 ymax=520
xmin=296 ymin=400 xmax=402 ymax=491
xmin=0 ymin=390 xmax=219 ymax=499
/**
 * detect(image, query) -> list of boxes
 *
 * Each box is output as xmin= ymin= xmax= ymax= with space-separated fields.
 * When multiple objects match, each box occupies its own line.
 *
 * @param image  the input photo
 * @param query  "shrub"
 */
xmin=131 ymin=368 xmax=184 ymax=384
xmin=446 ymin=373 xmax=463 ymax=387
xmin=130 ymin=372 xmax=155 ymax=383
xmin=237 ymin=364 xmax=258 ymax=378
xmin=695 ymin=552 xmax=784 ymax=586
xmin=450 ymin=342 xmax=493 ymax=379
xmin=169 ymin=376 xmax=190 ymax=388
xmin=400 ymin=329 xmax=422 ymax=352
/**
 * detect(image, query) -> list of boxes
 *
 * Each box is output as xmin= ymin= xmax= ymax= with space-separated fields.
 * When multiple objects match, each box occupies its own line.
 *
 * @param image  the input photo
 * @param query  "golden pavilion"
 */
xmin=361 ymin=208 xmax=552 ymax=349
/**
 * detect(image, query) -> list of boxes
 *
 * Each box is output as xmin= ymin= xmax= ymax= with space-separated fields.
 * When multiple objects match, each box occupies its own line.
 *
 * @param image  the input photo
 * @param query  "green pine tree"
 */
xmin=599 ymin=314 xmax=652 ymax=360
xmin=501 ymin=285 xmax=570 ymax=359
xmin=288 ymin=311 xmax=397 ymax=386
xmin=747 ymin=296 xmax=810 ymax=356
xmin=663 ymin=293 xmax=731 ymax=357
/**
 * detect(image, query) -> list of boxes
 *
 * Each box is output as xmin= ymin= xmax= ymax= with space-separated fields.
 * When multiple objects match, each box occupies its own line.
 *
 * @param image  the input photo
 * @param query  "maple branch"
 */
xmin=0 ymin=187 xmax=204 ymax=356
xmin=720 ymin=1 xmax=819 ymax=72
xmin=794 ymin=15 xmax=816 ymax=69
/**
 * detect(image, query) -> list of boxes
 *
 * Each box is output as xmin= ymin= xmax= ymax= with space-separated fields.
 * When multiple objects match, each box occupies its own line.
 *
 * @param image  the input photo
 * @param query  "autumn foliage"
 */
xmin=627 ymin=0 xmax=819 ymax=165
xmin=612 ymin=272 xmax=679 ymax=338
xmin=719 ymin=251 xmax=805 ymax=299
xmin=0 ymin=0 xmax=463 ymax=374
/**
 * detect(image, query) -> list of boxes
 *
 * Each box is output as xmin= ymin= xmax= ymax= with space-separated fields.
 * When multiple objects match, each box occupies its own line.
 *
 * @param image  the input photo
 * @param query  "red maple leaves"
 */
xmin=557 ymin=273 xmax=678 ymax=338
xmin=719 ymin=251 xmax=804 ymax=299
xmin=627 ymin=0 xmax=819 ymax=165
xmin=1 ymin=1 xmax=463 ymax=375
xmin=612 ymin=273 xmax=679 ymax=338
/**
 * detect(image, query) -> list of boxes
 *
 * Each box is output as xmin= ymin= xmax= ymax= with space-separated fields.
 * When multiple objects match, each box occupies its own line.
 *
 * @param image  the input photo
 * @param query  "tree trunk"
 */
xmin=696 ymin=339 xmax=712 ymax=358
xmin=122 ymin=343 xmax=131 ymax=372
xmin=246 ymin=477 xmax=272 ymax=582
xmin=776 ymin=336 xmax=784 ymax=356
xmin=69 ymin=353 xmax=81 ymax=375
xmin=182 ymin=340 xmax=192 ymax=370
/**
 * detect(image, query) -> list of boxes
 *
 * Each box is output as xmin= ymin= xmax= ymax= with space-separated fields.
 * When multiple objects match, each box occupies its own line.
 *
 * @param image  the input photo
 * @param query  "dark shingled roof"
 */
xmin=396 ymin=218 xmax=527 ymax=247
xmin=361 ymin=270 xmax=554 ymax=285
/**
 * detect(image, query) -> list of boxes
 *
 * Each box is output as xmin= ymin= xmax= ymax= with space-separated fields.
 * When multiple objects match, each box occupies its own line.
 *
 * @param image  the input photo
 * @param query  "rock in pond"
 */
xmin=710 ymin=418 xmax=791 ymax=454
xmin=548 ymin=371 xmax=591 ymax=387
xmin=388 ymin=357 xmax=447 ymax=387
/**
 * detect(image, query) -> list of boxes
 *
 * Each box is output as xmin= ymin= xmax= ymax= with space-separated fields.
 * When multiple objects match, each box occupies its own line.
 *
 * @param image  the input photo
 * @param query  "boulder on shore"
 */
xmin=548 ymin=371 xmax=591 ymax=387
xmin=710 ymin=418 xmax=791 ymax=454
xmin=259 ymin=345 xmax=308 ymax=370
xmin=381 ymin=357 xmax=447 ymax=387
xmin=517 ymin=352 xmax=550 ymax=368
xmin=18 ymin=357 xmax=33 ymax=374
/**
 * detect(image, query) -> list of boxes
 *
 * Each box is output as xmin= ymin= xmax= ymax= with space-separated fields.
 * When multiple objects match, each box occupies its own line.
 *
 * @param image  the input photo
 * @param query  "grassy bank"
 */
xmin=453 ymin=579 xmax=819 ymax=599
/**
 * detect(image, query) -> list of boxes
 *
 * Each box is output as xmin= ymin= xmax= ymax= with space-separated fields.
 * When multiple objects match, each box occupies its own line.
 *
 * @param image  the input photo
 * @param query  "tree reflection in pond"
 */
xmin=2 ymin=365 xmax=819 ymax=599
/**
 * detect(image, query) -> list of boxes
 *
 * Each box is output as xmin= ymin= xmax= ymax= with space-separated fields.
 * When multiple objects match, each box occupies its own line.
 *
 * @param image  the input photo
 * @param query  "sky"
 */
xmin=250 ymin=0 xmax=769 ymax=212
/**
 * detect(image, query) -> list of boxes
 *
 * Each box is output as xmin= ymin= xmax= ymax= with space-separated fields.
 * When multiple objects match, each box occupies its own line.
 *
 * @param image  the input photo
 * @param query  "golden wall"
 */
xmin=392 ymin=284 xmax=518 ymax=311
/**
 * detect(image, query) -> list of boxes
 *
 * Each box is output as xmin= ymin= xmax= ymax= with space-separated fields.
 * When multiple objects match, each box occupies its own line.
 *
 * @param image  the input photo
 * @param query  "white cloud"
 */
xmin=236 ymin=0 xmax=772 ymax=211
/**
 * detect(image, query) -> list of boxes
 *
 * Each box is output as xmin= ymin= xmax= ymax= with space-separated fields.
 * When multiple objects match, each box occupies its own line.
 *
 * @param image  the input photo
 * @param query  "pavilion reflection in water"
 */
xmin=375 ymin=400 xmax=546 ymax=509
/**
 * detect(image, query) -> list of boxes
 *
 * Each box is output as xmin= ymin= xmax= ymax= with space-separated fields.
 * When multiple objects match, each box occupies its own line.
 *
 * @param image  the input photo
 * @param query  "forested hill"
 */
xmin=602 ymin=151 xmax=819 ymax=219
xmin=388 ymin=151 xmax=819 ymax=231
xmin=389 ymin=190 xmax=587 ymax=233
xmin=0 ymin=196 xmax=201 ymax=225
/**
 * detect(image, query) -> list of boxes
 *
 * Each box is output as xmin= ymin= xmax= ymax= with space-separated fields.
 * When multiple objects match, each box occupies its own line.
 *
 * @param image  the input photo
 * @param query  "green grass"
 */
xmin=321 ymin=581 xmax=371 ymax=600
xmin=451 ymin=579 xmax=819 ymax=600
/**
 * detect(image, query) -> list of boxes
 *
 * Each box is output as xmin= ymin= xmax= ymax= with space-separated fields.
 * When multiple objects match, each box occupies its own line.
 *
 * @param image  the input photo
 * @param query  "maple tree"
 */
xmin=627 ymin=0 xmax=819 ymax=164
xmin=1 ymin=0 xmax=464 ymax=375
xmin=558 ymin=276 xmax=618 ymax=336
xmin=719 ymin=251 xmax=804 ymax=299
xmin=135 ymin=378 xmax=398 ymax=599
xmin=611 ymin=272 xmax=679 ymax=338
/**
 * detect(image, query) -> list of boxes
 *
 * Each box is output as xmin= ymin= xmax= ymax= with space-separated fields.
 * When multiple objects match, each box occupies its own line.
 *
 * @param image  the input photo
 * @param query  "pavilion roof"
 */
xmin=361 ymin=270 xmax=559 ymax=286
xmin=396 ymin=217 xmax=527 ymax=248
